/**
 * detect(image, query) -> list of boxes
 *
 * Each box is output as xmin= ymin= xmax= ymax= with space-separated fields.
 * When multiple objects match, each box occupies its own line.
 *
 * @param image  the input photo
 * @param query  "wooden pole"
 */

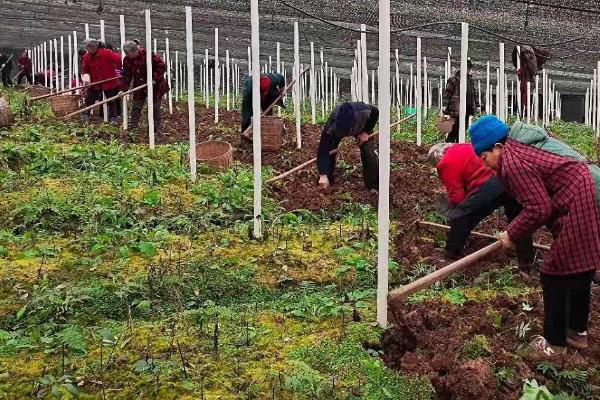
xmin=63 ymin=84 xmax=148 ymax=119
xmin=185 ymin=6 xmax=197 ymax=181
xmin=266 ymin=113 xmax=416 ymax=184
xmin=377 ymin=0 xmax=391 ymax=328
xmin=145 ymin=10 xmax=155 ymax=148
xmin=416 ymin=38 xmax=422 ymax=146
xmin=294 ymin=21 xmax=301 ymax=149
xmin=458 ymin=23 xmax=468 ymax=143
xmin=250 ymin=0 xmax=262 ymax=239
xmin=388 ymin=242 xmax=503 ymax=303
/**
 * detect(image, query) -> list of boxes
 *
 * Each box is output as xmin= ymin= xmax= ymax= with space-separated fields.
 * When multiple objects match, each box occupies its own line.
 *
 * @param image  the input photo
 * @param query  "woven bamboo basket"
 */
xmin=50 ymin=95 xmax=81 ymax=117
xmin=261 ymin=116 xmax=284 ymax=151
xmin=26 ymin=85 xmax=51 ymax=98
xmin=196 ymin=141 xmax=233 ymax=170
xmin=436 ymin=116 xmax=455 ymax=134
xmin=0 ymin=97 xmax=13 ymax=128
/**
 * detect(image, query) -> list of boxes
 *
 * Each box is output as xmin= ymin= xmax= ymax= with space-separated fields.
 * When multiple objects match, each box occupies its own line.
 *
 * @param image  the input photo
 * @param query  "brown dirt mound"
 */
xmin=381 ymin=291 xmax=600 ymax=400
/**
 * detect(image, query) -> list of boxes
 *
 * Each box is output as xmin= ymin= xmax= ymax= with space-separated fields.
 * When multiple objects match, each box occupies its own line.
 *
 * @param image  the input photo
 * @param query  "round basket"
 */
xmin=436 ymin=116 xmax=455 ymax=135
xmin=50 ymin=94 xmax=81 ymax=117
xmin=196 ymin=141 xmax=233 ymax=170
xmin=0 ymin=96 xmax=14 ymax=128
xmin=261 ymin=116 xmax=284 ymax=152
xmin=26 ymin=85 xmax=52 ymax=98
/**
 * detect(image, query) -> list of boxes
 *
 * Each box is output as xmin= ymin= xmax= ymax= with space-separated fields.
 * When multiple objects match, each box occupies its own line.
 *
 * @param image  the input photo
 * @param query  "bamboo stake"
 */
xmin=266 ymin=113 xmax=416 ymax=184
xmin=389 ymin=241 xmax=503 ymax=302
xmin=63 ymin=84 xmax=148 ymax=119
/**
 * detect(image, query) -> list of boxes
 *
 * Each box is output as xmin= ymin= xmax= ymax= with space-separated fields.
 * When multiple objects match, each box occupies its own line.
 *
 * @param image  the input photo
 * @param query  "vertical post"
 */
xmin=185 ymin=6 xmax=197 ymax=181
xmin=486 ymin=61 xmax=490 ymax=114
xmin=499 ymin=42 xmax=505 ymax=122
xmin=596 ymin=62 xmax=600 ymax=137
xmin=119 ymin=17 xmax=127 ymax=129
xmin=458 ymin=23 xmax=469 ymax=143
xmin=277 ymin=42 xmax=282 ymax=117
xmin=416 ymin=37 xmax=422 ymax=146
xmin=478 ymin=80 xmax=481 ymax=112
xmin=585 ymin=88 xmax=590 ymax=126
xmin=85 ymin=24 xmax=90 ymax=40
xmin=423 ymin=57 xmax=428 ymax=119
xmin=145 ymin=10 xmax=155 ymax=149
xmin=542 ymin=69 xmax=547 ymax=126
xmin=32 ymin=47 xmax=36 ymax=85
xmin=175 ymin=51 xmax=179 ymax=101
xmin=325 ymin=61 xmax=329 ymax=111
xmin=527 ymin=81 xmax=531 ymax=124
xmin=68 ymin=35 xmax=72 ymax=90
xmin=44 ymin=42 xmax=48 ymax=87
xmin=49 ymin=40 xmax=54 ymax=90
xmin=355 ymin=43 xmax=362 ymax=103
xmin=535 ymin=75 xmax=539 ymax=124
xmin=377 ymin=0 xmax=390 ymax=329
xmin=54 ymin=39 xmax=59 ymax=90
xmin=205 ymin=49 xmax=209 ymax=107
xmin=165 ymin=36 xmax=173 ymax=114
xmin=226 ymin=50 xmax=231 ymax=111
xmin=516 ymin=45 xmax=521 ymax=119
xmin=214 ymin=28 xmax=219 ymax=123
xmin=153 ymin=39 xmax=157 ymax=55
xmin=310 ymin=42 xmax=316 ymax=123
xmin=361 ymin=24 xmax=368 ymax=103
xmin=294 ymin=21 xmax=301 ymax=148
xmin=250 ymin=0 xmax=262 ymax=239
xmin=395 ymin=49 xmax=400 ymax=130
xmin=99 ymin=21 xmax=108 ymax=122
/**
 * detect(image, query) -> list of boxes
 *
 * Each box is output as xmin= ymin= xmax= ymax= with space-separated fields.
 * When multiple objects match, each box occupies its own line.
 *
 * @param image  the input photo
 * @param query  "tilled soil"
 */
xmin=380 ymin=291 xmax=600 ymax=400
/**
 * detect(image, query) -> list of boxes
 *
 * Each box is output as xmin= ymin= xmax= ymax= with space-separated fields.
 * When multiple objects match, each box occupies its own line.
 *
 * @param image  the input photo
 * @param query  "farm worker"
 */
xmin=317 ymin=102 xmax=379 ymax=193
xmin=0 ymin=54 xmax=13 ymax=87
xmin=512 ymin=45 xmax=550 ymax=116
xmin=121 ymin=40 xmax=170 ymax=134
xmin=16 ymin=50 xmax=33 ymax=85
xmin=442 ymin=59 xmax=480 ymax=143
xmin=240 ymin=72 xmax=285 ymax=132
xmin=470 ymin=114 xmax=600 ymax=359
xmin=507 ymin=121 xmax=600 ymax=207
xmin=81 ymin=39 xmax=122 ymax=124
xmin=428 ymin=143 xmax=535 ymax=274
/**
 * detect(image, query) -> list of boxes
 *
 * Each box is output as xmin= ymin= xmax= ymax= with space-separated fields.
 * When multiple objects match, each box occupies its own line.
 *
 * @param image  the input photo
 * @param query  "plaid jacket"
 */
xmin=122 ymin=48 xmax=169 ymax=101
xmin=499 ymin=139 xmax=600 ymax=275
xmin=443 ymin=71 xmax=479 ymax=117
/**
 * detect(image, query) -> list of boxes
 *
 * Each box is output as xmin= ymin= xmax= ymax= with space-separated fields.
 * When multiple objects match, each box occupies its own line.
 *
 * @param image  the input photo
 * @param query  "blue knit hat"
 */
xmin=469 ymin=115 xmax=510 ymax=155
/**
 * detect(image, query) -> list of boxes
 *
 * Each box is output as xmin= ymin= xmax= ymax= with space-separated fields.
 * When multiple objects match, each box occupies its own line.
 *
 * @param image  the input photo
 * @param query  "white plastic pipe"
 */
xmin=175 ymin=51 xmax=179 ymax=101
xmin=250 ymin=0 xmax=262 ymax=239
xmin=119 ymin=16 xmax=127 ymax=129
xmin=99 ymin=21 xmax=108 ymax=122
xmin=499 ymin=42 xmax=505 ymax=121
xmin=44 ymin=42 xmax=48 ymax=87
xmin=310 ymin=42 xmax=316 ymax=123
xmin=214 ymin=28 xmax=219 ymax=123
xmin=226 ymin=50 xmax=231 ymax=111
xmin=294 ymin=21 xmax=301 ymax=148
xmin=361 ymin=24 xmax=368 ymax=103
xmin=185 ymin=6 xmax=197 ymax=181
xmin=535 ymin=75 xmax=539 ymax=124
xmin=377 ymin=0 xmax=391 ymax=328
xmin=145 ymin=10 xmax=155 ymax=148
xmin=458 ymin=23 xmax=469 ymax=143
xmin=416 ymin=37 xmax=422 ymax=146
xmin=68 ymin=36 xmax=72 ymax=90
xmin=204 ymin=49 xmax=209 ymax=107
xmin=54 ymin=39 xmax=59 ymax=90
xmin=486 ymin=61 xmax=490 ymax=114
xmin=597 ymin=62 xmax=600 ymax=137
xmin=85 ymin=24 xmax=89 ymax=40
xmin=165 ymin=36 xmax=173 ymax=114
xmin=527 ymin=81 xmax=531 ymax=124
xmin=423 ymin=57 xmax=428 ymax=119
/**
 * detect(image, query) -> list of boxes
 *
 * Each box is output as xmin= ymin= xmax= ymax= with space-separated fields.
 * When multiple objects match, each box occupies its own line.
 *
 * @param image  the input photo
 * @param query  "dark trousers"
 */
xmin=129 ymin=98 xmax=163 ymax=132
xmin=84 ymin=88 xmax=119 ymax=120
xmin=16 ymin=70 xmax=32 ymax=85
xmin=2 ymin=69 xmax=12 ymax=87
xmin=446 ymin=106 xmax=474 ymax=143
xmin=316 ymin=134 xmax=378 ymax=190
xmin=446 ymin=176 xmax=535 ymax=263
xmin=541 ymin=270 xmax=594 ymax=346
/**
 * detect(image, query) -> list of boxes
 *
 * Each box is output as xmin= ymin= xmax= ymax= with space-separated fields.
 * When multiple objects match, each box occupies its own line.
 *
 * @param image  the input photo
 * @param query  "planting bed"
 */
xmin=0 ymin=90 xmax=599 ymax=399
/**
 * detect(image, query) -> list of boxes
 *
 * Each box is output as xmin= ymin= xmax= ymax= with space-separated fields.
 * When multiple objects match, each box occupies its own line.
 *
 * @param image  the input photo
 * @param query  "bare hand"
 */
xmin=318 ymin=175 xmax=330 ymax=190
xmin=357 ymin=132 xmax=370 ymax=146
xmin=498 ymin=231 xmax=514 ymax=249
xmin=476 ymin=106 xmax=482 ymax=114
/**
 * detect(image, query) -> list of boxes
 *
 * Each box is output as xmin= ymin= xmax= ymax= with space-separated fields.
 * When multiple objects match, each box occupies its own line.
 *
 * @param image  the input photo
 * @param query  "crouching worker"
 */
xmin=121 ymin=40 xmax=170 ymax=134
xmin=428 ymin=142 xmax=535 ymax=273
xmin=317 ymin=102 xmax=379 ymax=193
xmin=470 ymin=115 xmax=600 ymax=359
xmin=240 ymin=73 xmax=285 ymax=133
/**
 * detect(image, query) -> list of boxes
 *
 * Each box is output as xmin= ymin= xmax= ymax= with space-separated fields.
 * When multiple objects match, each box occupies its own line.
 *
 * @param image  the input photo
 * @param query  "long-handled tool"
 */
xmin=265 ymin=113 xmax=417 ymax=184
xmin=63 ymin=84 xmax=147 ymax=120
xmin=30 ymin=77 xmax=120 ymax=102
xmin=241 ymin=66 xmax=311 ymax=140
xmin=388 ymin=241 xmax=503 ymax=303
xmin=0 ymin=55 xmax=13 ymax=73
xmin=417 ymin=220 xmax=551 ymax=251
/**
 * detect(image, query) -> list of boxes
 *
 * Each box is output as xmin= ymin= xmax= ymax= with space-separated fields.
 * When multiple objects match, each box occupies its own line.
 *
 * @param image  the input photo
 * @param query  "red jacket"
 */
xmin=500 ymin=139 xmax=600 ymax=275
xmin=437 ymin=144 xmax=493 ymax=206
xmin=81 ymin=48 xmax=122 ymax=91
xmin=18 ymin=55 xmax=32 ymax=74
xmin=121 ymin=48 xmax=169 ymax=101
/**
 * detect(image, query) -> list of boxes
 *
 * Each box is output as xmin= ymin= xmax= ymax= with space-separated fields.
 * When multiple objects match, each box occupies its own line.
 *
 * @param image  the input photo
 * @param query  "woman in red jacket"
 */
xmin=16 ymin=51 xmax=32 ymax=85
xmin=428 ymin=142 xmax=534 ymax=272
xmin=471 ymin=115 xmax=600 ymax=359
xmin=81 ymin=39 xmax=122 ymax=124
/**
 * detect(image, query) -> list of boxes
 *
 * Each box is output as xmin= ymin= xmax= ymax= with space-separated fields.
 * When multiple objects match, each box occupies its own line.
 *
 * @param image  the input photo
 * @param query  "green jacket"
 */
xmin=508 ymin=121 xmax=600 ymax=206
